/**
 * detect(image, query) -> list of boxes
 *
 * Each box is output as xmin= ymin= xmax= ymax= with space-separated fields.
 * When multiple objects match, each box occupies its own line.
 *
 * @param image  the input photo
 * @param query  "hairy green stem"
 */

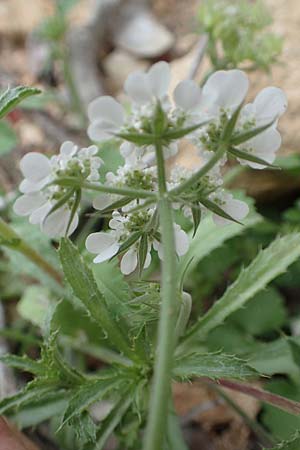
xmin=169 ymin=145 xmax=226 ymax=197
xmin=0 ymin=218 xmax=62 ymax=285
xmin=143 ymin=142 xmax=179 ymax=450
xmin=55 ymin=178 xmax=156 ymax=199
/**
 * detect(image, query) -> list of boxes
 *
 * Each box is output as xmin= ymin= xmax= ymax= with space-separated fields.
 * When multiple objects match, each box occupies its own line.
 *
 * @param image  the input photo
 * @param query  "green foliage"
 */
xmin=59 ymin=238 xmax=136 ymax=360
xmin=262 ymin=381 xmax=300 ymax=441
xmin=198 ymin=0 xmax=283 ymax=71
xmin=265 ymin=433 xmax=300 ymax=450
xmin=173 ymin=352 xmax=258 ymax=380
xmin=0 ymin=86 xmax=41 ymax=119
xmin=183 ymin=233 xmax=300 ymax=344
xmin=0 ymin=121 xmax=18 ymax=155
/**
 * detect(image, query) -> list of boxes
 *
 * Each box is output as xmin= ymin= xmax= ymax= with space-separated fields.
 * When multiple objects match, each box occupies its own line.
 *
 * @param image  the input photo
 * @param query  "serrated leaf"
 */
xmin=61 ymin=376 xmax=121 ymax=427
xmin=0 ymin=86 xmax=41 ymax=119
xmin=173 ymin=352 xmax=257 ymax=380
xmin=0 ymin=381 xmax=62 ymax=415
xmin=71 ymin=411 xmax=97 ymax=445
xmin=266 ymin=434 xmax=300 ymax=450
xmin=90 ymin=392 xmax=133 ymax=450
xmin=183 ymin=233 xmax=300 ymax=343
xmin=0 ymin=121 xmax=18 ymax=155
xmin=0 ymin=354 xmax=43 ymax=375
xmin=179 ymin=208 xmax=261 ymax=278
xmin=59 ymin=239 xmax=134 ymax=360
xmin=229 ymin=146 xmax=279 ymax=168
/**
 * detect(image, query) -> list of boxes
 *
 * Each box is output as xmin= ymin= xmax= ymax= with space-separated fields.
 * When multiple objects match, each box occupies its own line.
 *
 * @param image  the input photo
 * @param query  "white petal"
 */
xmin=241 ymin=128 xmax=281 ymax=169
xmin=120 ymin=249 xmax=138 ymax=275
xmin=213 ymin=195 xmax=249 ymax=225
xmin=174 ymin=80 xmax=202 ymax=111
xmin=42 ymin=208 xmax=79 ymax=238
xmin=174 ymin=225 xmax=189 ymax=256
xmin=253 ymin=87 xmax=287 ymax=122
xmin=203 ymin=70 xmax=249 ymax=110
xmin=19 ymin=178 xmax=48 ymax=194
xmin=88 ymin=96 xmax=124 ymax=127
xmin=93 ymin=194 xmax=112 ymax=211
xmin=144 ymin=251 xmax=152 ymax=269
xmin=60 ymin=141 xmax=77 ymax=156
xmin=120 ymin=142 xmax=134 ymax=158
xmin=20 ymin=152 xmax=51 ymax=182
xmin=86 ymin=232 xmax=117 ymax=254
xmin=29 ymin=202 xmax=51 ymax=225
xmin=93 ymin=243 xmax=120 ymax=263
xmin=147 ymin=61 xmax=171 ymax=98
xmin=87 ymin=122 xmax=114 ymax=142
xmin=13 ymin=193 xmax=45 ymax=216
xmin=124 ymin=72 xmax=152 ymax=105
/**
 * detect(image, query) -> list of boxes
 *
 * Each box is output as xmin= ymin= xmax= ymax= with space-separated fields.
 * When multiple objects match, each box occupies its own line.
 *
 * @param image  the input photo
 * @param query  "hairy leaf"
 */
xmin=183 ymin=233 xmax=300 ymax=343
xmin=266 ymin=434 xmax=300 ymax=450
xmin=0 ymin=86 xmax=41 ymax=119
xmin=61 ymin=376 xmax=121 ymax=427
xmin=173 ymin=352 xmax=257 ymax=380
xmin=59 ymin=239 xmax=134 ymax=360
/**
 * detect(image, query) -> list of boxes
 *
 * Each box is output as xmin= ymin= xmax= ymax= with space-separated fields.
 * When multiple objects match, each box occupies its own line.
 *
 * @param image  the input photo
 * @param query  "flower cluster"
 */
xmin=13 ymin=142 xmax=102 ymax=237
xmin=14 ymin=62 xmax=287 ymax=274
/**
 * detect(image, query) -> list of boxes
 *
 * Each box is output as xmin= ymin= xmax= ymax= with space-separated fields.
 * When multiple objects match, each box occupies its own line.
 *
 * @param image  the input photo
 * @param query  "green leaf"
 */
xmin=266 ymin=434 xmax=300 ymax=450
xmin=138 ymin=234 xmax=148 ymax=275
xmin=0 ymin=354 xmax=43 ymax=375
xmin=230 ymin=288 xmax=287 ymax=336
xmin=179 ymin=207 xmax=261 ymax=278
xmin=231 ymin=120 xmax=274 ymax=146
xmin=0 ymin=86 xmax=41 ymax=119
xmin=0 ymin=381 xmax=62 ymax=415
xmin=0 ymin=121 xmax=18 ymax=155
xmin=222 ymin=103 xmax=243 ymax=142
xmin=229 ymin=146 xmax=279 ymax=168
xmin=116 ymin=132 xmax=155 ymax=146
xmin=173 ymin=352 xmax=258 ymax=380
xmin=91 ymin=392 xmax=133 ymax=450
xmin=200 ymin=197 xmax=243 ymax=225
xmin=117 ymin=231 xmax=142 ymax=256
xmin=163 ymin=120 xmax=209 ymax=140
xmin=61 ymin=376 xmax=121 ymax=427
xmin=17 ymin=285 xmax=51 ymax=328
xmin=59 ymin=239 xmax=134 ymax=360
xmin=191 ymin=202 xmax=201 ymax=237
xmin=262 ymin=380 xmax=300 ymax=441
xmin=183 ymin=233 xmax=300 ymax=343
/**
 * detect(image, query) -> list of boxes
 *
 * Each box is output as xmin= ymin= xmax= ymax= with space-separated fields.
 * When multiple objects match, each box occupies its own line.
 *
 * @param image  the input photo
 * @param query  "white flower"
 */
xmin=236 ymin=87 xmax=287 ymax=169
xmin=210 ymin=192 xmax=249 ymax=226
xmin=14 ymin=142 xmax=102 ymax=238
xmin=173 ymin=79 xmax=203 ymax=114
xmin=87 ymin=96 xmax=125 ymax=142
xmin=124 ymin=61 xmax=171 ymax=106
xmin=202 ymin=69 xmax=249 ymax=116
xmin=153 ymin=224 xmax=189 ymax=260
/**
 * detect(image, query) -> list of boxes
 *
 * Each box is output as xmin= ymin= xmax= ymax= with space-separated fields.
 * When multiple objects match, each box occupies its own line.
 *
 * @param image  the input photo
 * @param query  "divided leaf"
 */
xmin=59 ymin=239 xmax=134 ymax=360
xmin=173 ymin=352 xmax=258 ymax=380
xmin=0 ymin=86 xmax=41 ymax=119
xmin=183 ymin=233 xmax=300 ymax=343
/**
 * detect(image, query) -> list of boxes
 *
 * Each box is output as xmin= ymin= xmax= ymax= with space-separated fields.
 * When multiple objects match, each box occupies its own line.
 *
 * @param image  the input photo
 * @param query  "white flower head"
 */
xmin=14 ymin=142 xmax=102 ymax=238
xmin=124 ymin=61 xmax=171 ymax=107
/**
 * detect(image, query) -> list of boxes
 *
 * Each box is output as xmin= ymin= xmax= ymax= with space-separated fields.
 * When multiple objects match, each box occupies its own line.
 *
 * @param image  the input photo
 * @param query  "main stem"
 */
xmin=143 ymin=142 xmax=179 ymax=450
